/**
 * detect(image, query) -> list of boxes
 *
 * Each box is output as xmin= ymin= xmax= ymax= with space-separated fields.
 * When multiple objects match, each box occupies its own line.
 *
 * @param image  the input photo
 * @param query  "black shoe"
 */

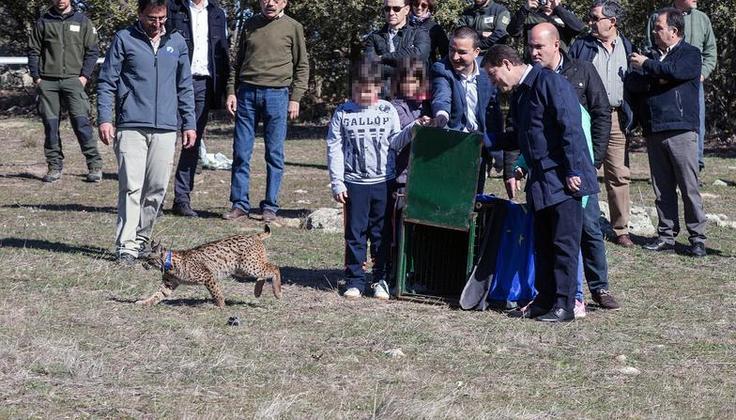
xmin=117 ymin=253 xmax=138 ymax=267
xmin=685 ymin=242 xmax=706 ymax=257
xmin=643 ymin=239 xmax=675 ymax=252
xmin=508 ymin=304 xmax=548 ymax=319
xmin=172 ymin=202 xmax=198 ymax=217
xmin=138 ymin=242 xmax=152 ymax=259
xmin=536 ymin=307 xmax=575 ymax=323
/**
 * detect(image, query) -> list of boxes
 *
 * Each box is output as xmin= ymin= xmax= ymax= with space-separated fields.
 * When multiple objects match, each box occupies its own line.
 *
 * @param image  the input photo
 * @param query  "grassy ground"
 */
xmin=0 ymin=116 xmax=735 ymax=419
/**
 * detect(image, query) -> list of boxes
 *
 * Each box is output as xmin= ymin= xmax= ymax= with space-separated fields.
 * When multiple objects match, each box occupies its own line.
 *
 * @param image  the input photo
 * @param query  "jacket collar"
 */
xmin=519 ymin=64 xmax=540 ymax=89
xmin=45 ymin=7 xmax=76 ymax=20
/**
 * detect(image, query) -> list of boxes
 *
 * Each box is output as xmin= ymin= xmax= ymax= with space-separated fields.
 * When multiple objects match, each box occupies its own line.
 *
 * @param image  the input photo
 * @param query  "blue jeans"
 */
xmin=697 ymin=81 xmax=705 ymax=170
xmin=576 ymin=194 xmax=609 ymax=301
xmin=230 ymin=84 xmax=288 ymax=213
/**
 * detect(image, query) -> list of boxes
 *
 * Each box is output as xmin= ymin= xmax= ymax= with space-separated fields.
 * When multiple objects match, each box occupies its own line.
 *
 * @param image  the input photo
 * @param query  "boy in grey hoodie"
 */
xmin=326 ymin=57 xmax=411 ymax=300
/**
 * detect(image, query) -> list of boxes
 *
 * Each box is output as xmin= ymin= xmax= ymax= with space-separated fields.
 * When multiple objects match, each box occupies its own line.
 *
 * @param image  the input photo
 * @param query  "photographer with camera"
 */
xmin=507 ymin=0 xmax=585 ymax=54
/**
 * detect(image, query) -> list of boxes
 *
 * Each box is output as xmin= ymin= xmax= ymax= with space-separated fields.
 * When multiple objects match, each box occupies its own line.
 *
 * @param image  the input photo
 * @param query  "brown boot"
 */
xmin=222 ymin=207 xmax=249 ymax=221
xmin=614 ymin=234 xmax=634 ymax=248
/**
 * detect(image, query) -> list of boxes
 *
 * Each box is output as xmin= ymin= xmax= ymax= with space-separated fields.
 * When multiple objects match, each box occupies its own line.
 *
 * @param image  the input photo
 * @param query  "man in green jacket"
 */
xmin=28 ymin=0 xmax=102 ymax=183
xmin=645 ymin=0 xmax=717 ymax=172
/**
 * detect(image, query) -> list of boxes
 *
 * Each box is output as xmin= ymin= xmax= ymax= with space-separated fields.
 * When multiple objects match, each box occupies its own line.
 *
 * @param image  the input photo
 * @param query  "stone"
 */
xmin=279 ymin=217 xmax=302 ymax=229
xmin=384 ymin=348 xmax=405 ymax=358
xmin=304 ymin=207 xmax=343 ymax=233
xmin=713 ymin=179 xmax=728 ymax=187
xmin=619 ymin=366 xmax=641 ymax=376
xmin=614 ymin=354 xmax=627 ymax=364
xmin=628 ymin=205 xmax=656 ymax=236
xmin=21 ymin=73 xmax=35 ymax=88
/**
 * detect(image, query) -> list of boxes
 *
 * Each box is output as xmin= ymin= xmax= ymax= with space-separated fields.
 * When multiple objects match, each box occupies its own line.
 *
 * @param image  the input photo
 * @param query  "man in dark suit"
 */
xmin=165 ymin=0 xmax=229 ymax=217
xmin=628 ymin=8 xmax=707 ymax=257
xmin=484 ymin=44 xmax=599 ymax=322
xmin=429 ymin=26 xmax=503 ymax=189
xmin=528 ymin=22 xmax=620 ymax=313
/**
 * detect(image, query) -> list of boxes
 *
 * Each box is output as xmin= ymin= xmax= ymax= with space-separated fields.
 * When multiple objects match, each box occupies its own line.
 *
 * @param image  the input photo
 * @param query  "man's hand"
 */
xmin=288 ymin=101 xmax=300 ymax=120
xmin=628 ymin=52 xmax=647 ymax=70
xmin=549 ymin=0 xmax=561 ymax=8
xmin=566 ymin=175 xmax=582 ymax=193
xmin=98 ymin=122 xmax=115 ymax=145
xmin=701 ymin=74 xmax=705 ymax=82
xmin=182 ymin=129 xmax=197 ymax=148
xmin=526 ymin=0 xmax=540 ymax=9
xmin=226 ymin=94 xmax=237 ymax=117
xmin=430 ymin=114 xmax=448 ymax=128
xmin=333 ymin=191 xmax=348 ymax=204
xmin=78 ymin=76 xmax=88 ymax=87
xmin=34 ymin=78 xmax=42 ymax=86
xmin=505 ymin=177 xmax=521 ymax=200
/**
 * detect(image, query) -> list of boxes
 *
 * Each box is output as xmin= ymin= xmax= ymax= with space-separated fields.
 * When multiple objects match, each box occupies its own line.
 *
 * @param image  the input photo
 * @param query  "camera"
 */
xmin=539 ymin=0 xmax=548 ymax=6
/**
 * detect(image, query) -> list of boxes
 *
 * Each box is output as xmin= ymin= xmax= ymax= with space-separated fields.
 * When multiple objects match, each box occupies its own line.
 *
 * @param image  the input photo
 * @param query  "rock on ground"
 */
xmin=304 ymin=208 xmax=343 ymax=233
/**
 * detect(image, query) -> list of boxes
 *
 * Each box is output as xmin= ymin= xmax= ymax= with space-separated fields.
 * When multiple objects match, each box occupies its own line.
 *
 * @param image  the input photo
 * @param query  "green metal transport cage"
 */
xmin=393 ymin=127 xmax=494 ymax=303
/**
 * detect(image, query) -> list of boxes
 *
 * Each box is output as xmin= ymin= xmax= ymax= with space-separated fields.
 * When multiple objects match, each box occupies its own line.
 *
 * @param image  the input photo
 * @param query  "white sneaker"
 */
xmin=574 ymin=299 xmax=586 ymax=319
xmin=372 ymin=280 xmax=390 ymax=300
xmin=343 ymin=287 xmax=362 ymax=299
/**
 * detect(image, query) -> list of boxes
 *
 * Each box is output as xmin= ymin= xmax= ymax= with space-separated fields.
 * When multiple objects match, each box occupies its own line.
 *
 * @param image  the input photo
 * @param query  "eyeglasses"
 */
xmin=588 ymin=14 xmax=611 ymax=23
xmin=144 ymin=15 xmax=167 ymax=23
xmin=383 ymin=5 xmax=406 ymax=13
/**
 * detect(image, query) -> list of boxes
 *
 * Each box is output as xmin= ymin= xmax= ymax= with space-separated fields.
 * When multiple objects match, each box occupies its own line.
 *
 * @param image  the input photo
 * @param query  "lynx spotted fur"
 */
xmin=137 ymin=225 xmax=281 ymax=307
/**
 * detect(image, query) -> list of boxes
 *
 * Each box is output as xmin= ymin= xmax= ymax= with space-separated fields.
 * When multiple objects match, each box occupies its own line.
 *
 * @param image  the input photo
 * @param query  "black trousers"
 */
xmin=533 ymin=197 xmax=582 ymax=312
xmin=174 ymin=76 xmax=211 ymax=206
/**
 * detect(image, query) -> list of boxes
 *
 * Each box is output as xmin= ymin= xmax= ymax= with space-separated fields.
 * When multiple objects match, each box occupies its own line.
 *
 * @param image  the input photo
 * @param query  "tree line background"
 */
xmin=1 ymin=0 xmax=733 ymax=139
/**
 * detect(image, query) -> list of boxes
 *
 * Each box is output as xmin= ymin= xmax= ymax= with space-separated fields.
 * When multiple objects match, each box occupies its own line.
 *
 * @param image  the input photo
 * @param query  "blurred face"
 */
xmin=588 ymin=6 xmax=617 ymax=40
xmin=485 ymin=61 xmax=517 ymax=93
xmin=260 ymin=0 xmax=288 ymax=20
xmin=384 ymin=0 xmax=410 ymax=28
xmin=528 ymin=30 xmax=559 ymax=69
xmin=52 ymin=0 xmax=72 ymax=13
xmin=352 ymin=81 xmax=382 ymax=106
xmin=449 ymin=36 xmax=479 ymax=75
xmin=412 ymin=0 xmax=431 ymax=16
xmin=474 ymin=0 xmax=489 ymax=6
xmin=139 ymin=5 xmax=167 ymax=38
xmin=652 ymin=13 xmax=680 ymax=50
xmin=400 ymin=75 xmax=422 ymax=99
xmin=674 ymin=0 xmax=697 ymax=11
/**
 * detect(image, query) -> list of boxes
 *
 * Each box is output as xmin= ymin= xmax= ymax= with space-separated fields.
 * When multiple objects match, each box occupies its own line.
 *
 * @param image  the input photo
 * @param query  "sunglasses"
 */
xmin=414 ymin=2 xmax=430 ymax=8
xmin=383 ymin=5 xmax=406 ymax=13
xmin=588 ymin=14 xmax=611 ymax=23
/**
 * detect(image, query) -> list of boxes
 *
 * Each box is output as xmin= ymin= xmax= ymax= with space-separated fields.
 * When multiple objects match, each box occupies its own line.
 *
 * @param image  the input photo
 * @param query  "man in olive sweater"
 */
xmin=28 ymin=0 xmax=102 ymax=183
xmin=223 ymin=0 xmax=309 ymax=222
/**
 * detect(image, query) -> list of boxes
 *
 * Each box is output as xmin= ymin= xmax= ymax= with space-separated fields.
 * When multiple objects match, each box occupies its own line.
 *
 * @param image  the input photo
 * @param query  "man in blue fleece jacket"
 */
xmin=97 ymin=0 xmax=196 ymax=265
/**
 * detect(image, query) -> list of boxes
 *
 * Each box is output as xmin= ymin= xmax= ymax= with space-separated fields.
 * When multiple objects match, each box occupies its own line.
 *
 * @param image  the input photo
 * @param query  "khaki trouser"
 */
xmin=603 ymin=109 xmax=630 ymax=236
xmin=114 ymin=129 xmax=176 ymax=257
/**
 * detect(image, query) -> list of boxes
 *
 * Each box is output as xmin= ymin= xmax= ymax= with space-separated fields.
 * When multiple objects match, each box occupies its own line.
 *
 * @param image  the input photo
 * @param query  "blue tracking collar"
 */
xmin=164 ymin=250 xmax=173 ymax=271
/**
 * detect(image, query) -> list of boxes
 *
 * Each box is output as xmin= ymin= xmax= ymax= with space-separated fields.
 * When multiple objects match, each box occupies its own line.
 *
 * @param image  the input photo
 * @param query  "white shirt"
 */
xmin=436 ymin=61 xmax=481 ymax=133
xmin=518 ymin=64 xmax=533 ymax=85
xmin=189 ymin=0 xmax=210 ymax=76
xmin=459 ymin=62 xmax=480 ymax=133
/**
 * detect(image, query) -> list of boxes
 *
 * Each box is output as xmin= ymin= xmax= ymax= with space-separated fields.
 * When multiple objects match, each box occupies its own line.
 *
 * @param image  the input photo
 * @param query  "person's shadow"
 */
xmin=0 ymin=237 xmax=115 ymax=261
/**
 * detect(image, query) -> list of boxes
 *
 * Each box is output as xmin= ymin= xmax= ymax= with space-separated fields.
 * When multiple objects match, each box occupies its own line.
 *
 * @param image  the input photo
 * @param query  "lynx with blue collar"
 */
xmin=137 ymin=225 xmax=281 ymax=307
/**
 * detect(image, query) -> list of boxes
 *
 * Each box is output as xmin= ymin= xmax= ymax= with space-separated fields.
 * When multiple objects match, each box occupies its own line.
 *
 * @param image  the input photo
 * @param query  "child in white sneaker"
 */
xmin=326 ymin=57 xmax=410 ymax=299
